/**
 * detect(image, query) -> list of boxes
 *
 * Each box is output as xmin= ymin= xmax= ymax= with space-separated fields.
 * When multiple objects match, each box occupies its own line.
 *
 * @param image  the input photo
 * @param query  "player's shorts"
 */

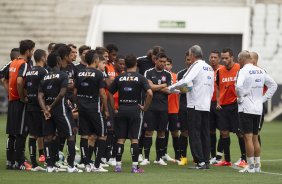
xmin=6 ymin=100 xmax=28 ymax=135
xmin=167 ymin=113 xmax=179 ymax=131
xmin=115 ymin=106 xmax=142 ymax=139
xmin=259 ymin=103 xmax=267 ymax=131
xmin=178 ymin=109 xmax=188 ymax=131
xmin=43 ymin=102 xmax=76 ymax=138
xmin=26 ymin=110 xmax=44 ymax=137
xmin=209 ymin=101 xmax=220 ymax=131
xmin=78 ymin=110 xmax=106 ymax=137
xmin=143 ymin=110 xmax=168 ymax=131
xmin=217 ymin=103 xmax=240 ymax=133
xmin=106 ymin=101 xmax=115 ymax=130
xmin=239 ymin=112 xmax=261 ymax=135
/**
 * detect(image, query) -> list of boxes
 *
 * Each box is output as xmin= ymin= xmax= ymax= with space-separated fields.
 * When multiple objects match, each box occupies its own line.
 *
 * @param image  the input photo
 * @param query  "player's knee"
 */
xmin=145 ymin=131 xmax=153 ymax=137
xmin=131 ymin=139 xmax=138 ymax=144
xmin=220 ymin=131 xmax=229 ymax=138
xmin=171 ymin=131 xmax=179 ymax=137
xmin=67 ymin=135 xmax=76 ymax=141
xmin=180 ymin=130 xmax=188 ymax=137
xmin=117 ymin=139 xmax=126 ymax=144
xmin=157 ymin=131 xmax=165 ymax=137
xmin=44 ymin=135 xmax=53 ymax=142
xmin=98 ymin=135 xmax=107 ymax=141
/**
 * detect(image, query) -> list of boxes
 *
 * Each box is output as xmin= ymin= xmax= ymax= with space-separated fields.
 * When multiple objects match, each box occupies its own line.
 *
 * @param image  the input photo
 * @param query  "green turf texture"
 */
xmin=0 ymin=115 xmax=281 ymax=184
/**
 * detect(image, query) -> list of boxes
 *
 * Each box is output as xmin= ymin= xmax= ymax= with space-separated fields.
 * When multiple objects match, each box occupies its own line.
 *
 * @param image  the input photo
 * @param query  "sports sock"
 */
xmin=38 ymin=149 xmax=44 ymax=156
xmin=131 ymin=143 xmax=139 ymax=163
xmin=255 ymin=157 xmax=260 ymax=168
xmin=29 ymin=138 xmax=38 ymax=167
xmin=105 ymin=131 xmax=114 ymax=161
xmin=247 ymin=157 xmax=254 ymax=169
xmin=52 ymin=136 xmax=60 ymax=163
xmin=179 ymin=135 xmax=188 ymax=157
xmin=138 ymin=130 xmax=145 ymax=155
xmin=144 ymin=137 xmax=152 ymax=160
xmin=155 ymin=137 xmax=160 ymax=161
xmin=59 ymin=137 xmax=66 ymax=152
xmin=210 ymin=133 xmax=217 ymax=158
xmin=89 ymin=145 xmax=94 ymax=161
xmin=6 ymin=135 xmax=16 ymax=166
xmin=164 ymin=131 xmax=169 ymax=154
xmin=15 ymin=135 xmax=26 ymax=166
xmin=111 ymin=135 xmax=117 ymax=159
xmin=216 ymin=136 xmax=224 ymax=160
xmin=80 ymin=138 xmax=89 ymax=165
xmin=238 ymin=137 xmax=246 ymax=161
xmin=95 ymin=139 xmax=107 ymax=168
xmin=172 ymin=136 xmax=180 ymax=160
xmin=222 ymin=137 xmax=231 ymax=162
xmin=44 ymin=141 xmax=54 ymax=167
xmin=158 ymin=137 xmax=166 ymax=160
xmin=116 ymin=143 xmax=124 ymax=162
xmin=67 ymin=140 xmax=76 ymax=167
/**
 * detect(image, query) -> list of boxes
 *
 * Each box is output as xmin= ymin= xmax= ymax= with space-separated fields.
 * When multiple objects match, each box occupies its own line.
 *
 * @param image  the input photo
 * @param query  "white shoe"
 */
xmin=31 ymin=166 xmax=46 ymax=172
xmin=67 ymin=166 xmax=83 ymax=173
xmin=46 ymin=166 xmax=59 ymax=173
xmin=107 ymin=158 xmax=116 ymax=166
xmin=154 ymin=158 xmax=167 ymax=166
xmin=85 ymin=164 xmax=92 ymax=172
xmin=101 ymin=158 xmax=107 ymax=163
xmin=138 ymin=154 xmax=144 ymax=162
xmin=234 ymin=158 xmax=242 ymax=166
xmin=75 ymin=163 xmax=85 ymax=169
xmin=239 ymin=166 xmax=255 ymax=173
xmin=140 ymin=159 xmax=150 ymax=166
xmin=55 ymin=161 xmax=68 ymax=169
xmin=92 ymin=166 xmax=108 ymax=172
xmin=209 ymin=157 xmax=217 ymax=165
xmin=163 ymin=154 xmax=175 ymax=162
xmin=254 ymin=167 xmax=261 ymax=173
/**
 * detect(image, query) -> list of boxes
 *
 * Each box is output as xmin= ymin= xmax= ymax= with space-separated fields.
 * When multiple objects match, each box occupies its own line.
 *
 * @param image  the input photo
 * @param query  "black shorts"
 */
xmin=217 ymin=103 xmax=240 ymax=133
xmin=78 ymin=110 xmax=106 ymax=137
xmin=239 ymin=112 xmax=261 ymax=135
xmin=144 ymin=110 xmax=168 ymax=131
xmin=259 ymin=103 xmax=267 ymax=131
xmin=115 ymin=106 xmax=142 ymax=139
xmin=209 ymin=102 xmax=220 ymax=131
xmin=6 ymin=100 xmax=28 ymax=135
xmin=106 ymin=101 xmax=115 ymax=130
xmin=167 ymin=113 xmax=179 ymax=131
xmin=26 ymin=111 xmax=44 ymax=137
xmin=178 ymin=109 xmax=188 ymax=131
xmin=43 ymin=103 xmax=75 ymax=137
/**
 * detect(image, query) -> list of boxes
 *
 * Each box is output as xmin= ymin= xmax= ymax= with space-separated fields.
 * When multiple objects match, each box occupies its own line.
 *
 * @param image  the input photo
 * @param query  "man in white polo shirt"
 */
xmin=169 ymin=45 xmax=214 ymax=169
xmin=236 ymin=51 xmax=277 ymax=173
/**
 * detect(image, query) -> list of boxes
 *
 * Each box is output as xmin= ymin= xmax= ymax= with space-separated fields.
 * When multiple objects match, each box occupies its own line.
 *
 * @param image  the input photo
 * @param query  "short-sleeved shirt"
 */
xmin=0 ymin=61 xmax=12 ymax=79
xmin=61 ymin=63 xmax=75 ymax=98
xmin=144 ymin=68 xmax=172 ymax=111
xmin=39 ymin=70 xmax=68 ymax=106
xmin=109 ymin=72 xmax=150 ymax=107
xmin=177 ymin=68 xmax=188 ymax=111
xmin=74 ymin=62 xmax=87 ymax=79
xmin=75 ymin=67 xmax=105 ymax=112
xmin=137 ymin=56 xmax=155 ymax=76
xmin=25 ymin=66 xmax=48 ymax=111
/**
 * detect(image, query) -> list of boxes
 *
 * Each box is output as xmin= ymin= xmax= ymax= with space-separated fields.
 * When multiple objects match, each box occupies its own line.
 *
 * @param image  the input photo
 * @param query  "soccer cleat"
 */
xmin=75 ymin=146 xmax=80 ymax=152
xmin=107 ymin=158 xmax=117 ymax=166
xmin=75 ymin=163 xmax=85 ymax=169
xmin=55 ymin=161 xmax=68 ymax=169
xmin=85 ymin=165 xmax=92 ymax=172
xmin=209 ymin=157 xmax=217 ymax=165
xmin=46 ymin=166 xmax=59 ymax=173
xmin=38 ymin=155 xmax=46 ymax=163
xmin=67 ymin=166 xmax=83 ymax=173
xmin=153 ymin=158 xmax=167 ymax=166
xmin=178 ymin=157 xmax=188 ymax=166
xmin=131 ymin=167 xmax=144 ymax=173
xmin=31 ymin=166 xmax=46 ymax=172
xmin=162 ymin=154 xmax=176 ymax=162
xmin=234 ymin=158 xmax=242 ymax=166
xmin=24 ymin=161 xmax=32 ymax=171
xmin=254 ymin=167 xmax=261 ymax=173
xmin=140 ymin=159 xmax=150 ymax=166
xmin=92 ymin=166 xmax=108 ymax=172
xmin=239 ymin=166 xmax=255 ymax=173
xmin=190 ymin=162 xmax=209 ymax=170
xmin=213 ymin=160 xmax=232 ymax=166
xmin=114 ymin=166 xmax=122 ymax=172
xmin=237 ymin=160 xmax=248 ymax=168
xmin=138 ymin=154 xmax=144 ymax=162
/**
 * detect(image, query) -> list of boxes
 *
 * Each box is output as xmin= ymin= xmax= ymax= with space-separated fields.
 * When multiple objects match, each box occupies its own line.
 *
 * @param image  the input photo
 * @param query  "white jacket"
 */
xmin=235 ymin=63 xmax=277 ymax=115
xmin=169 ymin=59 xmax=214 ymax=111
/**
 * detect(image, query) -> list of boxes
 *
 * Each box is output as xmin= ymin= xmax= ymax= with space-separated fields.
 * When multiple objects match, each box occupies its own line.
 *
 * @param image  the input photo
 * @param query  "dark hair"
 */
xmin=10 ymin=48 xmax=20 ymax=60
xmin=48 ymin=42 xmax=56 ymax=51
xmin=152 ymin=46 xmax=165 ymax=56
xmin=85 ymin=49 xmax=99 ymax=65
xmin=116 ymin=54 xmax=125 ymax=62
xmin=52 ymin=43 xmax=66 ymax=52
xmin=210 ymin=50 xmax=220 ymax=57
xmin=19 ymin=40 xmax=35 ymax=55
xmin=34 ymin=49 xmax=46 ymax=62
xmin=222 ymin=48 xmax=233 ymax=57
xmin=47 ymin=52 xmax=60 ymax=68
xmin=95 ymin=47 xmax=109 ymax=56
xmin=156 ymin=52 xmax=167 ymax=59
xmin=57 ymin=45 xmax=71 ymax=60
xmin=167 ymin=57 xmax=172 ymax=64
xmin=68 ymin=44 xmax=77 ymax=49
xmin=78 ymin=45 xmax=91 ymax=55
xmin=106 ymin=44 xmax=119 ymax=53
xmin=125 ymin=54 xmax=137 ymax=69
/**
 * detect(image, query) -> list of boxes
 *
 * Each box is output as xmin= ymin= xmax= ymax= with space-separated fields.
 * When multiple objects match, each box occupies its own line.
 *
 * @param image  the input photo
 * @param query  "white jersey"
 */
xmin=235 ymin=63 xmax=277 ymax=115
xmin=169 ymin=59 xmax=214 ymax=111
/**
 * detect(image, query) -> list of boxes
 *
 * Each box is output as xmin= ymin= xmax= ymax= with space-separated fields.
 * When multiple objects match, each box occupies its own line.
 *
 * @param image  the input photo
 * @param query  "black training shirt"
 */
xmin=137 ymin=56 xmax=155 ymax=76
xmin=177 ymin=68 xmax=188 ymax=111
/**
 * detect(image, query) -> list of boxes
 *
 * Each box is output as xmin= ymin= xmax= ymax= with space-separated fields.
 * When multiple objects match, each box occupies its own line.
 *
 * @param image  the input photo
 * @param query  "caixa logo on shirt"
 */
xmin=203 ymin=66 xmax=212 ymax=71
xmin=255 ymin=79 xmax=261 ymax=82
xmin=124 ymin=87 xmax=133 ymax=91
xmin=249 ymin=70 xmax=263 ymax=74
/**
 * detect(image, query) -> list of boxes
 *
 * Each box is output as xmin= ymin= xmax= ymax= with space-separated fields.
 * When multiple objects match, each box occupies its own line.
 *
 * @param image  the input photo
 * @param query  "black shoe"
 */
xmin=189 ymin=163 xmax=209 ymax=170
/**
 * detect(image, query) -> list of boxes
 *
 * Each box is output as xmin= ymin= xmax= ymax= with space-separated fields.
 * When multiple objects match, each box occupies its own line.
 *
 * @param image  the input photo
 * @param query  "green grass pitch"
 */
xmin=0 ymin=115 xmax=282 ymax=184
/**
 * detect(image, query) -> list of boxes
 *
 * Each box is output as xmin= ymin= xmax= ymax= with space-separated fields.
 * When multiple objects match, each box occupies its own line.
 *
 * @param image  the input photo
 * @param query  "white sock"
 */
xmin=116 ymin=162 xmax=122 ymax=166
xmin=132 ymin=162 xmax=138 ymax=168
xmin=247 ymin=157 xmax=254 ymax=168
xmin=255 ymin=157 xmax=260 ymax=167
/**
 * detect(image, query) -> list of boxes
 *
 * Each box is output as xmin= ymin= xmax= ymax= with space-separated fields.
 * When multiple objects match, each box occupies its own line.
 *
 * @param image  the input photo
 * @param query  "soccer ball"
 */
xmin=178 ymin=82 xmax=193 ymax=93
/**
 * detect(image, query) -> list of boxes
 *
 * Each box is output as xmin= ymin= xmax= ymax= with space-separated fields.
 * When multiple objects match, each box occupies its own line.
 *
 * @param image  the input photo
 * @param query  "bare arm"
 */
xmin=38 ymin=91 xmax=51 ymax=120
xmin=49 ymin=87 xmax=67 ymax=110
xmin=140 ymin=89 xmax=153 ymax=111
xmin=148 ymin=80 xmax=167 ymax=92
xmin=100 ymin=88 xmax=109 ymax=119
xmin=17 ymin=77 xmax=26 ymax=102
xmin=2 ymin=78 xmax=8 ymax=93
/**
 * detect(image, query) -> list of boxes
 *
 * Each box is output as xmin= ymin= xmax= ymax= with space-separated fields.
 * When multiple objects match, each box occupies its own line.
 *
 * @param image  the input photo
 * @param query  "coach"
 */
xmin=168 ymin=45 xmax=214 ymax=169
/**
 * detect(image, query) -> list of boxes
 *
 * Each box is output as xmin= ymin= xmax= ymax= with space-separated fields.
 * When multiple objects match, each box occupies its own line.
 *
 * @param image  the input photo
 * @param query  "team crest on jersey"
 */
xmin=161 ymin=76 xmax=166 ymax=82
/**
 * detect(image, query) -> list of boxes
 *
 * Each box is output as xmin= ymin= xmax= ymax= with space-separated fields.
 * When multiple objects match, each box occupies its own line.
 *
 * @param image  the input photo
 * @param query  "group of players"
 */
xmin=0 ymin=39 xmax=277 ymax=173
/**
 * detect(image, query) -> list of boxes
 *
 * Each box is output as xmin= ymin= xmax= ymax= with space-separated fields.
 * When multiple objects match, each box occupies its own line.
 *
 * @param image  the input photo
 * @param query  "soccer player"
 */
xmin=169 ymin=45 xmax=214 ymax=169
xmin=68 ymin=44 xmax=78 ymax=62
xmin=236 ymin=51 xmax=277 ymax=173
xmin=164 ymin=58 xmax=180 ymax=163
xmin=38 ymin=52 xmax=82 ymax=173
xmin=75 ymin=45 xmax=91 ymax=71
xmin=75 ymin=50 xmax=109 ymax=172
xmin=141 ymin=52 xmax=172 ymax=166
xmin=213 ymin=48 xmax=247 ymax=167
xmin=208 ymin=50 xmax=224 ymax=164
xmin=47 ymin=43 xmax=56 ymax=54
xmin=5 ymin=40 xmax=35 ymax=170
xmin=108 ymin=54 xmax=153 ymax=173
xmin=106 ymin=43 xmax=119 ymax=65
xmin=25 ymin=49 xmax=48 ymax=171
xmin=176 ymin=51 xmax=191 ymax=166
